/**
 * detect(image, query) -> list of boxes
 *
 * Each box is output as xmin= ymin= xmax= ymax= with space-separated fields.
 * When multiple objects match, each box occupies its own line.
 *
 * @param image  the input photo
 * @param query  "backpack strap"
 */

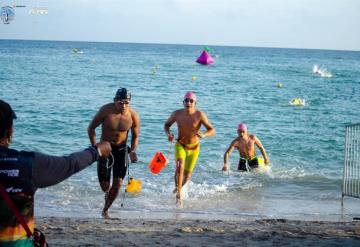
xmin=0 ymin=183 xmax=33 ymax=238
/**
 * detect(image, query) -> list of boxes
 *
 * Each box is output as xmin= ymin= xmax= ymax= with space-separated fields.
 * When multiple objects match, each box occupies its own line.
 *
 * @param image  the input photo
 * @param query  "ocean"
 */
xmin=1 ymin=40 xmax=359 ymax=220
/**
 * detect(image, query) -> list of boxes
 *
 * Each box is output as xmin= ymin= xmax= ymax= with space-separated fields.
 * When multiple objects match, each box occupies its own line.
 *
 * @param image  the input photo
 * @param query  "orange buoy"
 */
xmin=148 ymin=152 xmax=168 ymax=174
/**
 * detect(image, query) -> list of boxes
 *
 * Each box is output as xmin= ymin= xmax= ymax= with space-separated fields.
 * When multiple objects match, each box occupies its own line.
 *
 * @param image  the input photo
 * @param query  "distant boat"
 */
xmin=196 ymin=50 xmax=214 ymax=65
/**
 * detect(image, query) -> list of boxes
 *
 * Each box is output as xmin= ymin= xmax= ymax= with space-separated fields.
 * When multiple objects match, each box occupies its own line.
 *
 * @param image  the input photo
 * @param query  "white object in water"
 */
xmin=313 ymin=65 xmax=332 ymax=78
xmin=290 ymin=98 xmax=305 ymax=106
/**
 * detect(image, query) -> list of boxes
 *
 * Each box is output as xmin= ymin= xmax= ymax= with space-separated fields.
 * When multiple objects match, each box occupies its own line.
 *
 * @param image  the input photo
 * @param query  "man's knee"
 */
xmin=111 ymin=178 xmax=123 ymax=190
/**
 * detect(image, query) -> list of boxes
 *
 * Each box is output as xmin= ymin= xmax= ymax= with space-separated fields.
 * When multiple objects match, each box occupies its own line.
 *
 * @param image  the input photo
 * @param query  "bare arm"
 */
xmin=87 ymin=107 xmax=106 ymax=146
xmin=129 ymin=110 xmax=140 ymax=163
xmin=254 ymin=136 xmax=270 ymax=165
xmin=130 ymin=111 xmax=140 ymax=152
xmin=164 ymin=112 xmax=176 ymax=142
xmin=198 ymin=112 xmax=216 ymax=138
xmin=223 ymin=140 xmax=237 ymax=171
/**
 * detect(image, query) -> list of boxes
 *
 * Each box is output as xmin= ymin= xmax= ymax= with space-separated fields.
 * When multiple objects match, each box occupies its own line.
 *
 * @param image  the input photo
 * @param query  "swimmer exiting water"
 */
xmin=88 ymin=88 xmax=140 ymax=218
xmin=223 ymin=123 xmax=269 ymax=172
xmin=164 ymin=91 xmax=216 ymax=206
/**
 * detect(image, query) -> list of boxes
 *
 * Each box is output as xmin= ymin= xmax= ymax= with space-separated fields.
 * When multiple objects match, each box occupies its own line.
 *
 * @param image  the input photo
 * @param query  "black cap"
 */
xmin=114 ymin=88 xmax=131 ymax=101
xmin=0 ymin=100 xmax=17 ymax=120
xmin=0 ymin=100 xmax=17 ymax=138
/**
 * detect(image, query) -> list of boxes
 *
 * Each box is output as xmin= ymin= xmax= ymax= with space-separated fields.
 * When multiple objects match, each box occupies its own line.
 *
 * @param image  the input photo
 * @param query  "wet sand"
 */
xmin=36 ymin=217 xmax=360 ymax=246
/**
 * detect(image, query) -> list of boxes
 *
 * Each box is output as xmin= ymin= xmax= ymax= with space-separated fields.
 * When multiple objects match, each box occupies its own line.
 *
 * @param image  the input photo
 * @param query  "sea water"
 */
xmin=1 ymin=40 xmax=359 ymax=220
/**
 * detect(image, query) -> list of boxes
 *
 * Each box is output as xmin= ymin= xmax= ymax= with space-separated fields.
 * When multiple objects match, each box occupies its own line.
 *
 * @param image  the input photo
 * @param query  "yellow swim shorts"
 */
xmin=174 ymin=142 xmax=200 ymax=172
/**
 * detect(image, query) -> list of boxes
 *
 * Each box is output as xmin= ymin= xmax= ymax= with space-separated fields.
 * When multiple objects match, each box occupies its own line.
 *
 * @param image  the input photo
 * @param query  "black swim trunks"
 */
xmin=238 ymin=157 xmax=259 ymax=171
xmin=97 ymin=144 xmax=129 ymax=183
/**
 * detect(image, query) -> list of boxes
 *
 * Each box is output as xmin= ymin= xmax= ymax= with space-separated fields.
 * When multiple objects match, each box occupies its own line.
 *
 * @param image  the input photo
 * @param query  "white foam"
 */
xmin=313 ymin=64 xmax=333 ymax=78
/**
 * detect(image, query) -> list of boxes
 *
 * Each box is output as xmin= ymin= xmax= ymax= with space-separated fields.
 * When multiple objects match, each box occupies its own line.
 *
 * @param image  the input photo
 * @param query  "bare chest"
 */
xmin=177 ymin=114 xmax=201 ymax=130
xmin=238 ymin=138 xmax=255 ymax=152
xmin=104 ymin=113 xmax=133 ymax=132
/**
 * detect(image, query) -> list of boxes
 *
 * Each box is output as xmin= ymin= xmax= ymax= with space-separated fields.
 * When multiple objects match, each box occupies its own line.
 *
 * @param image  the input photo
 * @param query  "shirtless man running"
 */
xmin=223 ymin=123 xmax=269 ymax=172
xmin=88 ymin=88 xmax=140 ymax=218
xmin=164 ymin=91 xmax=215 ymax=206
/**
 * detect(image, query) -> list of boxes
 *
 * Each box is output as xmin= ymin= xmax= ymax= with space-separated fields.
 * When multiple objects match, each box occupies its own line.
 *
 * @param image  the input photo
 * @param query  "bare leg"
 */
xmin=102 ymin=178 xmax=122 ymax=218
xmin=174 ymin=170 xmax=192 ymax=191
xmin=175 ymin=159 xmax=184 ymax=206
xmin=173 ymin=158 xmax=183 ymax=193
xmin=182 ymin=171 xmax=192 ymax=187
xmin=99 ymin=181 xmax=110 ymax=193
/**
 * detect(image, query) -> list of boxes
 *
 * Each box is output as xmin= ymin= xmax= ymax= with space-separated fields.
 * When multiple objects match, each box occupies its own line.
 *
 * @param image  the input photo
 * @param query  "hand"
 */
xmin=197 ymin=131 xmax=205 ymax=139
xmin=167 ymin=133 xmax=174 ymax=142
xmin=95 ymin=141 xmax=112 ymax=157
xmin=129 ymin=151 xmax=138 ymax=163
xmin=222 ymin=164 xmax=228 ymax=171
xmin=264 ymin=157 xmax=270 ymax=165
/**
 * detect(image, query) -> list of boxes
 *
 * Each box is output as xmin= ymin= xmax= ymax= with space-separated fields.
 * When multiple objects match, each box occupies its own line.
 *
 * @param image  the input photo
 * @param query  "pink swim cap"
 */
xmin=237 ymin=123 xmax=247 ymax=132
xmin=184 ymin=91 xmax=197 ymax=101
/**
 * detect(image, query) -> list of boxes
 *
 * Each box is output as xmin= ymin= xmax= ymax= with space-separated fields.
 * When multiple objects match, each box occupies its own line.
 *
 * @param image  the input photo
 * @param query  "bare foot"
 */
xmin=102 ymin=209 xmax=110 ymax=219
xmin=176 ymin=198 xmax=183 ymax=208
xmin=176 ymin=192 xmax=183 ymax=208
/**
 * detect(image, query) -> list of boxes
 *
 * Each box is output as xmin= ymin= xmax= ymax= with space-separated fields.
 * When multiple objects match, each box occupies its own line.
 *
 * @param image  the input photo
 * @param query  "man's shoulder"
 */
xmin=197 ymin=110 xmax=206 ymax=116
xmin=100 ymin=103 xmax=114 ymax=111
xmin=129 ymin=107 xmax=140 ymax=118
xmin=232 ymin=137 xmax=241 ymax=144
xmin=173 ymin=109 xmax=184 ymax=115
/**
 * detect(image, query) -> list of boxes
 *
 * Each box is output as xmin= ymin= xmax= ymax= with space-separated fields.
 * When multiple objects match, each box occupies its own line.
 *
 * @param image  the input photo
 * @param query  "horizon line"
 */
xmin=1 ymin=38 xmax=359 ymax=53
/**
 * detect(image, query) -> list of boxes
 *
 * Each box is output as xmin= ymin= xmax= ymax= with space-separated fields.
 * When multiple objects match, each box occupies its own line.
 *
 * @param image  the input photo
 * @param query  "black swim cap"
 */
xmin=114 ymin=88 xmax=131 ymax=101
xmin=0 ymin=100 xmax=17 ymax=138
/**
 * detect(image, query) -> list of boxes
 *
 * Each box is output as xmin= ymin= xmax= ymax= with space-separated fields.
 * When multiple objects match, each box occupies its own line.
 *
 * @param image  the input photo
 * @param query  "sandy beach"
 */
xmin=36 ymin=216 xmax=360 ymax=246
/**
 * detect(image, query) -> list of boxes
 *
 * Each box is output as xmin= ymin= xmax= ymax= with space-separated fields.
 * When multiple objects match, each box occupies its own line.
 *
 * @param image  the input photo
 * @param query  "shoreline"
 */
xmin=37 ymin=216 xmax=360 ymax=246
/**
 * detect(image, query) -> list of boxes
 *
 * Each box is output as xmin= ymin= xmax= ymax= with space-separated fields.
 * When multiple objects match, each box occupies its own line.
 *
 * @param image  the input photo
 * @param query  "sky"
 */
xmin=1 ymin=0 xmax=360 ymax=51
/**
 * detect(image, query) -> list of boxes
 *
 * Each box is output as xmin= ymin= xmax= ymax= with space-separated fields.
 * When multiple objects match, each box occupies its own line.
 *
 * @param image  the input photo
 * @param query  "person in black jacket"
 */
xmin=0 ymin=99 xmax=111 ymax=247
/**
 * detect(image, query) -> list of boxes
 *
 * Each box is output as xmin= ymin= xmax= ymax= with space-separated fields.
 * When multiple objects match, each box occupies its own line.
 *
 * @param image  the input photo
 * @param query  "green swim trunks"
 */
xmin=174 ymin=142 xmax=200 ymax=172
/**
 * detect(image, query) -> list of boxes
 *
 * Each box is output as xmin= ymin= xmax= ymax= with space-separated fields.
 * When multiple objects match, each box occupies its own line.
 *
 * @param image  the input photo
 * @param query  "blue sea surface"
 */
xmin=1 ymin=40 xmax=360 ymax=220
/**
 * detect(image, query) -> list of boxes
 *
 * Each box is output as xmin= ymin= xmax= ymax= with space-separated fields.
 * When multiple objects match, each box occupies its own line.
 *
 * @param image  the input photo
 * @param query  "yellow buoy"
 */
xmin=291 ymin=97 xmax=305 ymax=106
xmin=257 ymin=157 xmax=265 ymax=166
xmin=125 ymin=178 xmax=142 ymax=194
xmin=255 ymin=157 xmax=270 ymax=173
xmin=192 ymin=76 xmax=197 ymax=81
xmin=277 ymin=83 xmax=283 ymax=88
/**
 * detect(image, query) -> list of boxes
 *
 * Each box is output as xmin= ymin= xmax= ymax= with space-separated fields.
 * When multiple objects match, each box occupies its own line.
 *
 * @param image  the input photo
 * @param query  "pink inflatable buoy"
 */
xmin=196 ymin=50 xmax=214 ymax=65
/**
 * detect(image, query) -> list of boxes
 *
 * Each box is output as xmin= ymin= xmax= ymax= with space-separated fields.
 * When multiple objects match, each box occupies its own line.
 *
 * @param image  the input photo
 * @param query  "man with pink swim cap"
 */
xmin=237 ymin=123 xmax=247 ymax=132
xmin=183 ymin=91 xmax=196 ymax=101
xmin=223 ymin=123 xmax=269 ymax=172
xmin=164 ymin=91 xmax=216 ymax=206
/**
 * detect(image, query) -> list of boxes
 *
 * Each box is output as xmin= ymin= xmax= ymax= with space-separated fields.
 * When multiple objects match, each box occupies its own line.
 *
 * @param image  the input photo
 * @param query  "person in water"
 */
xmin=0 ymin=99 xmax=111 ymax=246
xmin=88 ymin=88 xmax=140 ymax=218
xmin=164 ymin=91 xmax=216 ymax=206
xmin=222 ymin=123 xmax=269 ymax=172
